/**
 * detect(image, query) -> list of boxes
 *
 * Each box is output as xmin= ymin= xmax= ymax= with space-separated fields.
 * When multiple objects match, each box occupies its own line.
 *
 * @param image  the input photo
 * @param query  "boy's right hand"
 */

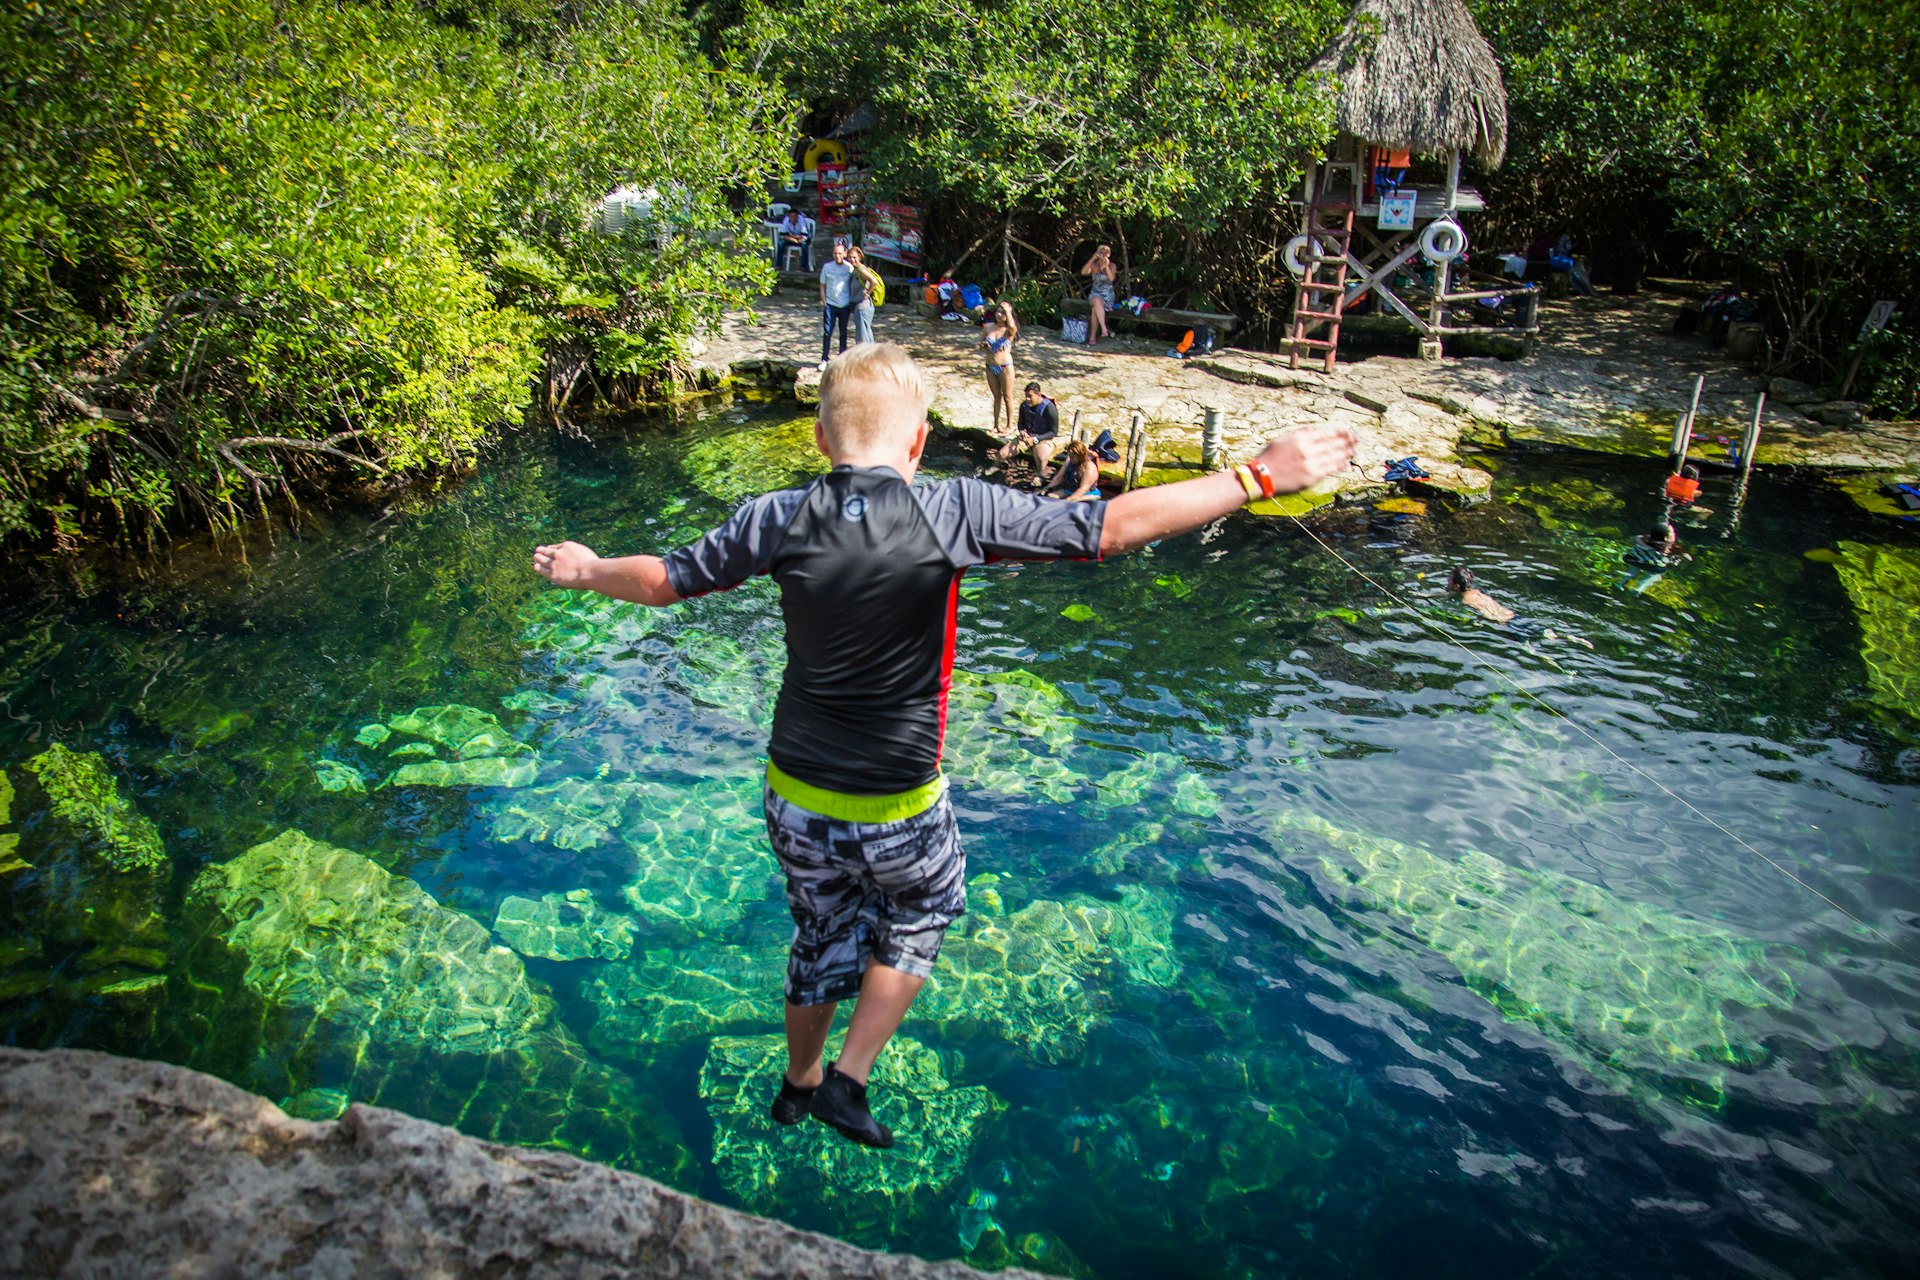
xmin=533 ymin=541 xmax=599 ymax=589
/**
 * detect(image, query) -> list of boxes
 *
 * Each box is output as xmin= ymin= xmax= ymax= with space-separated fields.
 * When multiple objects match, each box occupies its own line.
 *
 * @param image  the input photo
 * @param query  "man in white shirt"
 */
xmin=775 ymin=208 xmax=815 ymax=271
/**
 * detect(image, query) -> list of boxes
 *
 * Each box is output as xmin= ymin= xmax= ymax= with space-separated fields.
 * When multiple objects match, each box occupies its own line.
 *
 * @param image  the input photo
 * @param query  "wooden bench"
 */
xmin=1058 ymin=298 xmax=1240 ymax=335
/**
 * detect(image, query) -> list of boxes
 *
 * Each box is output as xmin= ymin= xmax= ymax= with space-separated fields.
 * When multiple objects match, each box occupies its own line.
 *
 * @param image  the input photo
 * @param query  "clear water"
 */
xmin=2 ymin=397 xmax=1917 ymax=1278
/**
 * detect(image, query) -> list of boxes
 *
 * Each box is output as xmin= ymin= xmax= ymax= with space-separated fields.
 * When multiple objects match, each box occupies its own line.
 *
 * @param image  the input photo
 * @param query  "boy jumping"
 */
xmin=533 ymin=344 xmax=1355 ymax=1147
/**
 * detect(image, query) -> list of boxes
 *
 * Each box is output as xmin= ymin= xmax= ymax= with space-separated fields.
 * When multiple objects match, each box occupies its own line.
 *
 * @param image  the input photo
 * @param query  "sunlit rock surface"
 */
xmin=701 ymin=1034 xmax=1003 ymax=1236
xmin=0 ymin=1046 xmax=1036 ymax=1280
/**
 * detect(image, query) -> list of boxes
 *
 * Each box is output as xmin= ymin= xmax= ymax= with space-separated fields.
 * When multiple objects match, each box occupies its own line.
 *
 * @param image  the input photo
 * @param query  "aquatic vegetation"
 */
xmin=679 ymin=414 xmax=830 ymax=504
xmin=1504 ymin=475 xmax=1628 ymax=531
xmin=1061 ymin=604 xmax=1098 ymax=623
xmin=1374 ymin=496 xmax=1428 ymax=516
xmin=24 ymin=743 xmax=166 ymax=873
xmin=587 ymin=940 xmax=785 ymax=1056
xmin=674 ymin=625 xmax=784 ymax=726
xmin=915 ymin=885 xmax=1180 ymax=1063
xmin=2 ymin=748 xmax=170 ymax=953
xmin=1271 ymin=809 xmax=1798 ymax=1077
xmin=384 ymin=755 xmax=541 ymax=788
xmin=493 ymin=889 xmax=636 ymax=962
xmin=701 ymin=1033 xmax=1002 ymax=1237
xmin=1832 ymin=541 xmax=1920 ymax=720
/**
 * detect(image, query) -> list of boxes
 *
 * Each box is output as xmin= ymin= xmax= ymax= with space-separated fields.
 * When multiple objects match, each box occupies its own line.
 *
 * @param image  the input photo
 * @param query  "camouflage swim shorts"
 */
xmin=763 ymin=786 xmax=967 ymax=1005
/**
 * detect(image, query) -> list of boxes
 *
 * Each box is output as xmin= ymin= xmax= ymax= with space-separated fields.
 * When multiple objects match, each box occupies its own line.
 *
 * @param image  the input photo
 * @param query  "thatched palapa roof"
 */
xmin=1309 ymin=0 xmax=1509 ymax=168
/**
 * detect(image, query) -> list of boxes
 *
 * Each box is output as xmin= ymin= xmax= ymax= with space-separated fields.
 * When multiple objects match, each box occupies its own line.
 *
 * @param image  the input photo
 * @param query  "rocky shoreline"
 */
xmin=0 ymin=1046 xmax=1040 ymax=1280
xmin=683 ymin=285 xmax=1920 ymax=519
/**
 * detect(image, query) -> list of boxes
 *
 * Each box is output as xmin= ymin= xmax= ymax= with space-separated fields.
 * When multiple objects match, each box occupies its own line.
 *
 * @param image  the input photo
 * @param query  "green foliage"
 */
xmin=1852 ymin=319 xmax=1920 ymax=419
xmin=0 ymin=0 xmax=790 ymax=552
xmin=730 ymin=0 xmax=1337 ymax=227
xmin=1474 ymin=0 xmax=1919 ymax=376
xmin=23 ymin=743 xmax=166 ymax=873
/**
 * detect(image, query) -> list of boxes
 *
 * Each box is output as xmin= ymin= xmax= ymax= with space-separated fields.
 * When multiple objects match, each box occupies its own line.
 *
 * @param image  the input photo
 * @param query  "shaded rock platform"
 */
xmin=686 ymin=286 xmax=1920 ymax=517
xmin=0 ymin=1046 xmax=1039 ymax=1280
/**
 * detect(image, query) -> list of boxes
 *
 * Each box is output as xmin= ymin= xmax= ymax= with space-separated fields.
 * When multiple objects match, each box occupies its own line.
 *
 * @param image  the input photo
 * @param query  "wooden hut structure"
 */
xmin=1288 ymin=0 xmax=1537 ymax=369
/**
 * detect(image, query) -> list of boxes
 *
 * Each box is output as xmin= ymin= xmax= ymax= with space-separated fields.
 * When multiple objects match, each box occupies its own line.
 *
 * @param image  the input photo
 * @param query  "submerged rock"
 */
xmin=183 ymin=828 xmax=690 ymax=1179
xmin=701 ymin=1034 xmax=1003 ymax=1238
xmin=191 ymin=829 xmax=555 ymax=1055
xmin=587 ymin=940 xmax=784 ymax=1057
xmin=493 ymin=889 xmax=636 ymax=962
xmin=1832 ymin=541 xmax=1920 ymax=721
xmin=1272 ymin=808 xmax=1797 ymax=1078
xmin=915 ymin=885 xmax=1180 ymax=1065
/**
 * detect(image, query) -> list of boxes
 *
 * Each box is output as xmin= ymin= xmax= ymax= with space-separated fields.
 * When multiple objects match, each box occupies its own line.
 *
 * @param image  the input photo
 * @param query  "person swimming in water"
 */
xmin=1446 ymin=567 xmax=1593 ymax=648
xmin=1632 ymin=521 xmax=1687 ymax=564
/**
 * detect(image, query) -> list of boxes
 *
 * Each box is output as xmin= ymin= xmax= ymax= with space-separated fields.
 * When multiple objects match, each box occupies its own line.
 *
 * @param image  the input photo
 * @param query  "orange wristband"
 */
xmin=1245 ymin=459 xmax=1277 ymax=500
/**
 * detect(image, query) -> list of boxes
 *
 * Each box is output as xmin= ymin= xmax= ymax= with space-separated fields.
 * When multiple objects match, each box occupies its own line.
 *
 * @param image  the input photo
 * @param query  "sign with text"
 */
xmin=1859 ymin=299 xmax=1898 ymax=340
xmin=863 ymin=202 xmax=923 ymax=271
xmin=1378 ymin=190 xmax=1417 ymax=231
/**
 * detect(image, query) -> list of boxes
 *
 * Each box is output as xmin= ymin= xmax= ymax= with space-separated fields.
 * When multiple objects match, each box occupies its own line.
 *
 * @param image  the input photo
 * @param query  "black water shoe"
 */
xmin=812 ymin=1063 xmax=894 ymax=1148
xmin=770 ymin=1072 xmax=818 ymax=1125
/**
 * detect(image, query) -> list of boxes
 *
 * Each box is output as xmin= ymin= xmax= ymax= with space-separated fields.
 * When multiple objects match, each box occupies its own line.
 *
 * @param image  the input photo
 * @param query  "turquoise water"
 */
xmin=2 ymin=397 xmax=1917 ymax=1277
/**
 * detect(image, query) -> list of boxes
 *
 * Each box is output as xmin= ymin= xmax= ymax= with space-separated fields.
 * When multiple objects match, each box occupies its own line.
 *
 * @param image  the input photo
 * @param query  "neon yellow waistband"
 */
xmin=765 ymin=761 xmax=947 ymax=824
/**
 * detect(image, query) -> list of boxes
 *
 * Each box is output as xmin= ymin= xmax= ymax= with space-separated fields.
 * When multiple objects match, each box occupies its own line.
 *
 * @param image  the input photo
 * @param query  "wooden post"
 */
xmin=1421 ymin=254 xmax=1447 ymax=361
xmin=1124 ymin=411 xmax=1146 ymax=492
xmin=1740 ymin=394 xmax=1764 ymax=482
xmin=1443 ymin=149 xmax=1461 ymax=211
xmin=1201 ymin=408 xmax=1224 ymax=471
xmin=1669 ymin=374 xmax=1704 ymax=473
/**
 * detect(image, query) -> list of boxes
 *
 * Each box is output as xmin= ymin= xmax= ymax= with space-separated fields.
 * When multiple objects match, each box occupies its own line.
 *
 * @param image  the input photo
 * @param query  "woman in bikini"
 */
xmin=1080 ymin=244 xmax=1118 ymax=348
xmin=980 ymin=302 xmax=1019 ymax=435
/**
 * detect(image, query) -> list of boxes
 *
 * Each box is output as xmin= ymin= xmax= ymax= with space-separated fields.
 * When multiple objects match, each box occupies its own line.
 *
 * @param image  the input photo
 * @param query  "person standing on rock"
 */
xmin=532 ymin=344 xmax=1356 ymax=1149
xmin=847 ymin=245 xmax=884 ymax=346
xmin=819 ymin=241 xmax=855 ymax=369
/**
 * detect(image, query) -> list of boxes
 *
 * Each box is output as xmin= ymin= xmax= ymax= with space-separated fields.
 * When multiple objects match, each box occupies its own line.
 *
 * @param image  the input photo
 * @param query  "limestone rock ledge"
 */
xmin=0 ymin=1047 xmax=1037 ymax=1280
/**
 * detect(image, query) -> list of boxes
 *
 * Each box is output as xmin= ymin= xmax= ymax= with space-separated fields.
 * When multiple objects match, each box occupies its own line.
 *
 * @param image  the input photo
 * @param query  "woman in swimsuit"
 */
xmin=1080 ymin=244 xmax=1118 ymax=348
xmin=980 ymin=302 xmax=1019 ymax=435
xmin=1042 ymin=438 xmax=1102 ymax=502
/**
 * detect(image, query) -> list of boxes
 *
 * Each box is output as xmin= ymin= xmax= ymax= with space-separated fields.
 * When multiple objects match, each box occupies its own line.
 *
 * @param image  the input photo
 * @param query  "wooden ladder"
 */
xmin=1288 ymin=197 xmax=1355 ymax=373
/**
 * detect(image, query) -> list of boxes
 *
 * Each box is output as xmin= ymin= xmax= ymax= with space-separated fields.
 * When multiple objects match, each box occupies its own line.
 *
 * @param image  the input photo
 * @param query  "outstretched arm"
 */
xmin=1098 ymin=425 xmax=1357 ymax=556
xmin=533 ymin=542 xmax=683 ymax=607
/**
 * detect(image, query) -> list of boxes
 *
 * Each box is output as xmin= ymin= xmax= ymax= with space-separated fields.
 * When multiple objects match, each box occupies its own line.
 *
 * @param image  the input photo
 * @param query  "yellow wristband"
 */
xmin=1232 ymin=464 xmax=1262 ymax=504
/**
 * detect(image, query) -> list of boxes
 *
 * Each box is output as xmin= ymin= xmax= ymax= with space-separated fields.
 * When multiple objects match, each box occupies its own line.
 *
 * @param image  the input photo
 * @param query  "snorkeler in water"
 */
xmin=1447 ymin=567 xmax=1594 ymax=649
xmin=1630 ymin=521 xmax=1687 ymax=566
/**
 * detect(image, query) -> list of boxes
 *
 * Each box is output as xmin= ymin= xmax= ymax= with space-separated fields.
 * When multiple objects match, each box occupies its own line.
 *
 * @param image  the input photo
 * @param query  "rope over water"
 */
xmin=1280 ymin=507 xmax=1920 ymax=971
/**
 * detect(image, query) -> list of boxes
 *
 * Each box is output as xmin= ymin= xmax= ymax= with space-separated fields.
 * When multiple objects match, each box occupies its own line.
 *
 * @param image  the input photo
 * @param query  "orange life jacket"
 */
xmin=1666 ymin=474 xmax=1701 ymax=503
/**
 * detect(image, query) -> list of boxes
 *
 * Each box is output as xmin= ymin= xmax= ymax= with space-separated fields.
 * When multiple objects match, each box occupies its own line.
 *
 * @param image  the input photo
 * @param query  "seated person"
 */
xmin=774 ymin=208 xmax=815 ymax=271
xmin=1665 ymin=465 xmax=1702 ymax=505
xmin=991 ymin=382 xmax=1059 ymax=476
xmin=1447 ymin=568 xmax=1593 ymax=648
xmin=1041 ymin=431 xmax=1121 ymax=502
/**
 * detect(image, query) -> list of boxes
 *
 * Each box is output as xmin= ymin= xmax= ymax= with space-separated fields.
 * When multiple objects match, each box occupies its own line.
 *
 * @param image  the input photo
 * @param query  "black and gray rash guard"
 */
xmin=663 ymin=466 xmax=1105 ymax=796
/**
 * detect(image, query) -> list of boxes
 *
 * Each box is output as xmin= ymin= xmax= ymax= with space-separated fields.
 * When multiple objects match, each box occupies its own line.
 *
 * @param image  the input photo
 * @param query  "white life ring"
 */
xmin=1284 ymin=234 xmax=1310 ymax=279
xmin=1419 ymin=218 xmax=1467 ymax=264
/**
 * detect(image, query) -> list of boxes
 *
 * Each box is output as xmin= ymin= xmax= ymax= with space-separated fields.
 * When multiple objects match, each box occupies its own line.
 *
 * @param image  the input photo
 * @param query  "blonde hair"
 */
xmin=818 ymin=343 xmax=930 ymax=454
